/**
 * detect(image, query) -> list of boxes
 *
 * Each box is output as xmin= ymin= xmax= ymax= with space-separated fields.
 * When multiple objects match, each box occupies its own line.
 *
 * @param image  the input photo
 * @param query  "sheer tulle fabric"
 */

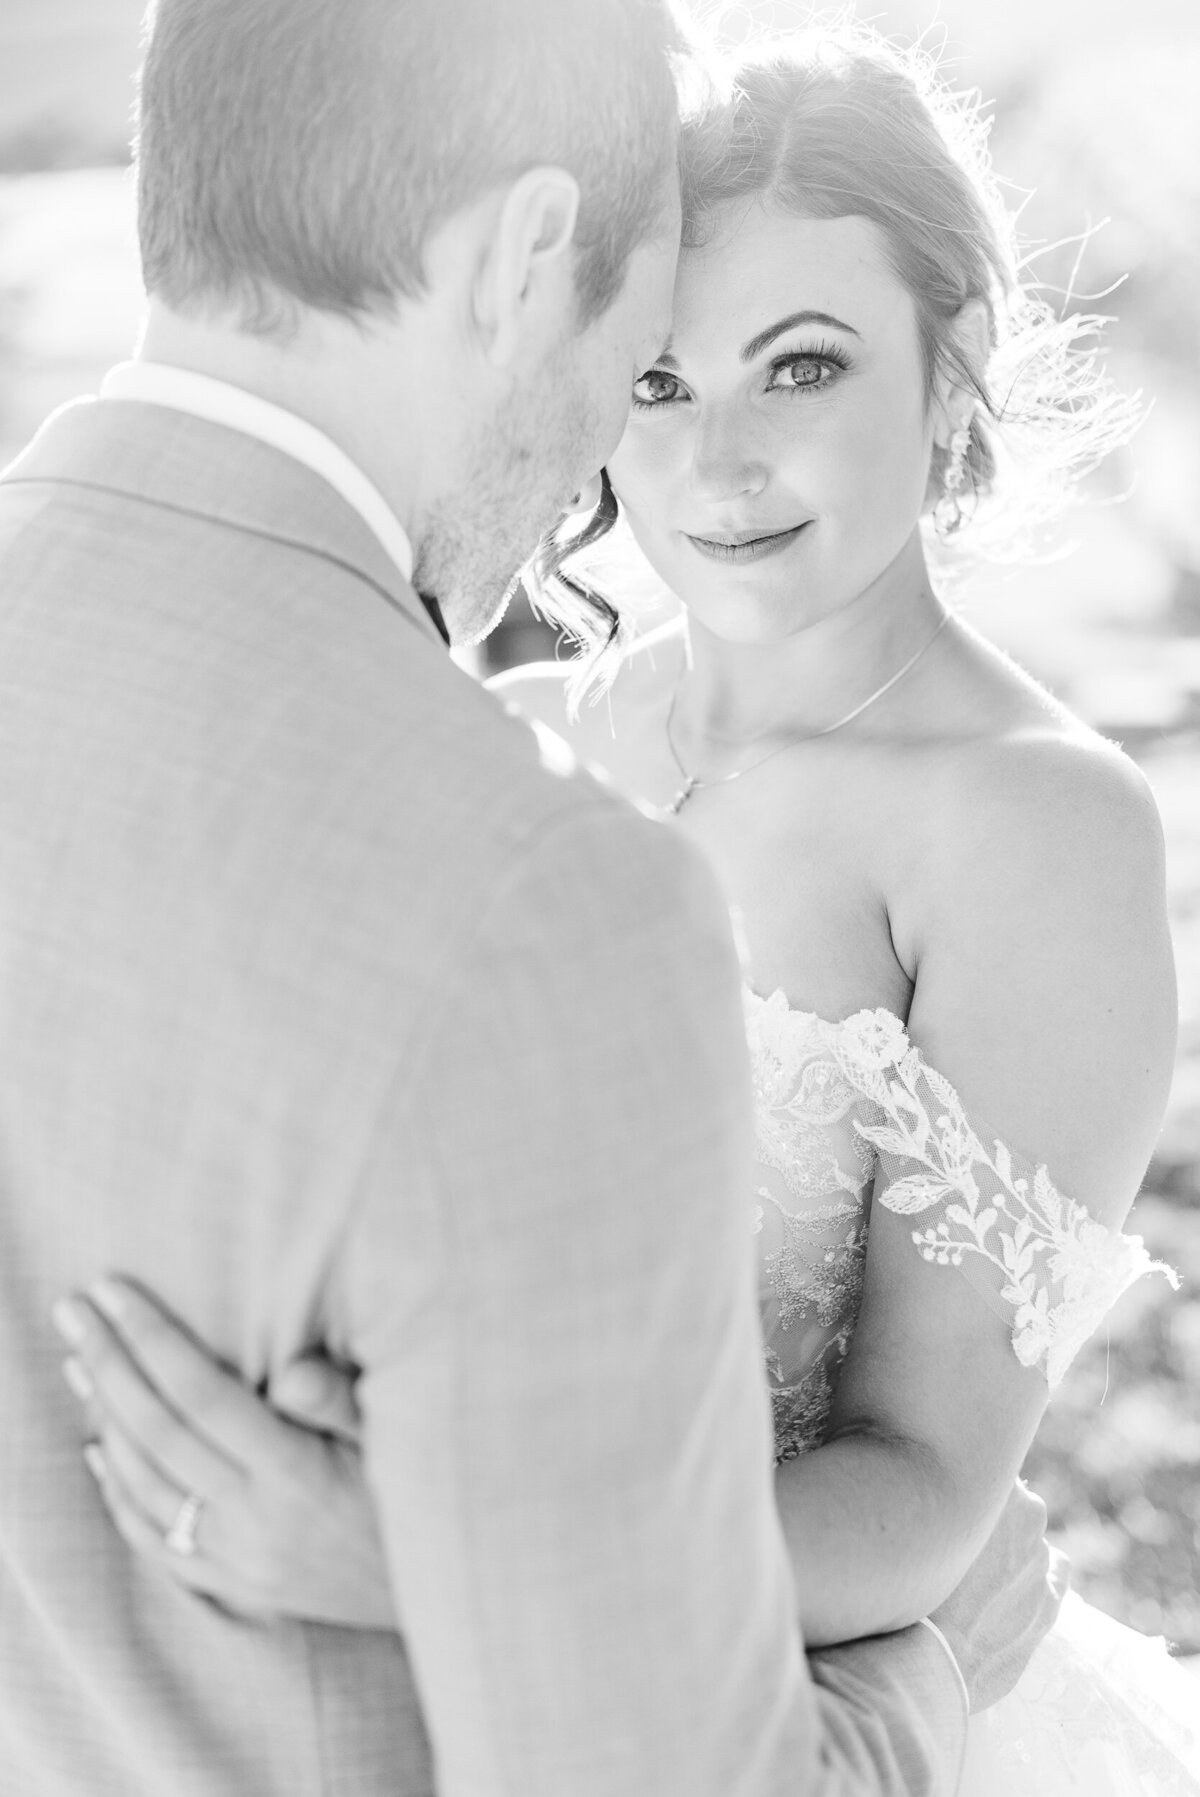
xmin=742 ymin=988 xmax=1200 ymax=1792
xmin=962 ymin=1593 xmax=1200 ymax=1795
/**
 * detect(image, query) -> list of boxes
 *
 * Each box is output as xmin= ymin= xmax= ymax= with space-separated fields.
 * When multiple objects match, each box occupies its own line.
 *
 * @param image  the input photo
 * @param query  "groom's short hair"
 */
xmin=136 ymin=0 xmax=683 ymax=334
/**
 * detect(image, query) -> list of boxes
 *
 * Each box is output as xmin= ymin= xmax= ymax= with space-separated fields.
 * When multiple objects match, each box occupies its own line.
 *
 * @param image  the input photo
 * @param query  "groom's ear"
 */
xmin=472 ymin=166 xmax=581 ymax=369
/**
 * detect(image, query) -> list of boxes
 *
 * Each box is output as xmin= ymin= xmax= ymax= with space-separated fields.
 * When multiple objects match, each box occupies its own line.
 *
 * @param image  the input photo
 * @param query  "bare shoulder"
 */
xmin=939 ymin=712 xmax=1164 ymax=887
xmin=896 ymin=636 xmax=1175 ymax=1217
xmin=912 ymin=619 xmax=1164 ymax=879
xmin=889 ymin=620 xmax=1171 ymax=1017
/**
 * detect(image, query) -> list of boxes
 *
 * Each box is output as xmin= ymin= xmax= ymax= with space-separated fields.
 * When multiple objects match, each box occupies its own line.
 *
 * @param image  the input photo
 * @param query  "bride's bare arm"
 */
xmin=772 ymin=735 xmax=1177 ymax=1648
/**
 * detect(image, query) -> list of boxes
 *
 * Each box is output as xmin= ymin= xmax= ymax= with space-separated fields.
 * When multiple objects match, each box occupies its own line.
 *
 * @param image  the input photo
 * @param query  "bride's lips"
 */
xmin=684 ymin=523 xmax=810 ymax=564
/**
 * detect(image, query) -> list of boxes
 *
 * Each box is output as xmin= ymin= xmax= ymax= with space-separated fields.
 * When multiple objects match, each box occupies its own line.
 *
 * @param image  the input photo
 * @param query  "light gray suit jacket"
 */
xmin=0 ymin=397 xmax=966 ymax=1795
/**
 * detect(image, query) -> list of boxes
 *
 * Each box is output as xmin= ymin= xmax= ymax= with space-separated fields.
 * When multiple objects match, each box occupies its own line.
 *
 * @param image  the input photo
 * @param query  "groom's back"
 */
xmin=0 ymin=3 xmax=890 ymax=1791
xmin=0 ymin=397 xmax=686 ymax=1793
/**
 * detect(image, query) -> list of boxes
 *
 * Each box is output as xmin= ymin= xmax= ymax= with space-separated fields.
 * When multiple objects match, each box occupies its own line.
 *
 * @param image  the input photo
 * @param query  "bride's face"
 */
xmin=607 ymin=202 xmax=939 ymax=644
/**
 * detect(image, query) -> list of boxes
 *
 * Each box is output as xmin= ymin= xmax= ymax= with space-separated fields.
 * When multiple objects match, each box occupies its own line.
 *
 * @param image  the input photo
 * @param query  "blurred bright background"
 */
xmin=2 ymin=0 xmax=1198 ymax=1651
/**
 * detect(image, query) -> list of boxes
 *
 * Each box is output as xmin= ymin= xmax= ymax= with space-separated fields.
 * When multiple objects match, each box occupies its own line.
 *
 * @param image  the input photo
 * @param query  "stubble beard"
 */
xmin=412 ymin=504 xmax=522 ymax=648
xmin=412 ymin=353 xmax=602 ymax=649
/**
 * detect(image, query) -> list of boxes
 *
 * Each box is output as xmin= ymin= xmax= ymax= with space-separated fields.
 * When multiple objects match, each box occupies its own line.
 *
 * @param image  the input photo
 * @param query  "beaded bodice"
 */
xmin=743 ymin=989 xmax=1173 ymax=1462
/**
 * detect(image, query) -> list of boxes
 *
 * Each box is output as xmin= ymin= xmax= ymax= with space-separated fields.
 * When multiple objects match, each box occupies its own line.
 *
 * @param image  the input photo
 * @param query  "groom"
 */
xmin=0 ymin=2 xmax=1053 ymax=1792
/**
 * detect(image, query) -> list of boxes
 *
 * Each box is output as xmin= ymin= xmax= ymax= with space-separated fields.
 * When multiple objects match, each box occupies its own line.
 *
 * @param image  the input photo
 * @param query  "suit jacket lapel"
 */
xmin=0 ymin=396 xmax=447 ymax=649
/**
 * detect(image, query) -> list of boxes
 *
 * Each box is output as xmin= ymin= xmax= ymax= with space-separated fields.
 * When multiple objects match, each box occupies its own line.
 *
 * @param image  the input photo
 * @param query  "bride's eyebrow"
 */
xmin=740 ymin=309 xmax=861 ymax=362
xmin=650 ymin=308 xmax=860 ymax=374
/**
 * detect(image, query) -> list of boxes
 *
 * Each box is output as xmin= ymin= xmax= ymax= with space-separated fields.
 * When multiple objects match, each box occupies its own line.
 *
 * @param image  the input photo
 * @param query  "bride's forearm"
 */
xmin=774 ymin=1426 xmax=992 ymax=1648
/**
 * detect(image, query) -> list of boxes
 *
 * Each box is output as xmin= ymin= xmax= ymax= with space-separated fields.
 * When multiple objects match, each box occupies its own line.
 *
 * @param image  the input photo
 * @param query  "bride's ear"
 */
xmin=472 ymin=166 xmax=581 ymax=370
xmin=933 ymin=298 xmax=991 ymax=447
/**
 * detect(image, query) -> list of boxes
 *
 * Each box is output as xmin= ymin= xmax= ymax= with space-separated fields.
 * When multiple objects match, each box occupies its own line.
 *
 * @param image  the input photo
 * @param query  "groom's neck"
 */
xmin=136 ymin=298 xmax=431 ymax=547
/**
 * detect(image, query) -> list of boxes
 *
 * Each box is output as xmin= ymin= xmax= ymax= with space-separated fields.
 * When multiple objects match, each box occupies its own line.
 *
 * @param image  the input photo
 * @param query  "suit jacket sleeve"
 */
xmin=335 ymin=802 xmax=967 ymax=1796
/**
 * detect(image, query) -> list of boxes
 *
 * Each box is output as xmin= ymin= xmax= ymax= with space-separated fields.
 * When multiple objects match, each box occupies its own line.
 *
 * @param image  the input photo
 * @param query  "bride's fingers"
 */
xmin=83 ymin=1438 xmax=221 ymax=1591
xmin=55 ymin=1307 xmax=244 ymax=1503
xmin=57 ymin=1277 xmax=294 ymax=1471
xmin=93 ymin=1418 xmax=232 ymax=1562
xmin=271 ymin=1354 xmax=363 ymax=1444
xmin=83 ymin=1441 xmax=275 ymax=1618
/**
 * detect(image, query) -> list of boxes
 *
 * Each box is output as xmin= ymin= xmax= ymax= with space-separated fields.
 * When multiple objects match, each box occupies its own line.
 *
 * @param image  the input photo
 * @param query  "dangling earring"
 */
xmin=562 ymin=474 xmax=603 ymax=520
xmin=933 ymin=423 xmax=972 ymax=540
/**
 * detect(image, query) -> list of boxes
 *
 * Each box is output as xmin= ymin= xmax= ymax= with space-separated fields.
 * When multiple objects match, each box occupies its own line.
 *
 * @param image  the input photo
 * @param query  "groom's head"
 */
xmin=136 ymin=0 xmax=684 ymax=640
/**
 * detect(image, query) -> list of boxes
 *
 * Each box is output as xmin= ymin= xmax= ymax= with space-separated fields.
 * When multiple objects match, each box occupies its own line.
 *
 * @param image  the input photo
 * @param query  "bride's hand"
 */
xmin=52 ymin=1277 xmax=395 ymax=1629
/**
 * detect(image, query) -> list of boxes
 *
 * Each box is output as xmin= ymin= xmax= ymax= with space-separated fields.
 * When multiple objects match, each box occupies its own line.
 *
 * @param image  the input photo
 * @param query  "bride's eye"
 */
xmin=631 ymin=369 xmax=685 ymax=409
xmin=765 ymin=343 xmax=851 ymax=395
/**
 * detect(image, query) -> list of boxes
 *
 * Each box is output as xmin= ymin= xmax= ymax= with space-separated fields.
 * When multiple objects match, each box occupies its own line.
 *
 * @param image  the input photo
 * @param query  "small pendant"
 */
xmin=667 ymin=775 xmax=700 ymax=816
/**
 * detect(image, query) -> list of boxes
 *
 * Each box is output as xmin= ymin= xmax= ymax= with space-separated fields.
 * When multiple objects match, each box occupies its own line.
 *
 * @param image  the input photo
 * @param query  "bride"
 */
xmin=58 ymin=23 xmax=1199 ymax=1793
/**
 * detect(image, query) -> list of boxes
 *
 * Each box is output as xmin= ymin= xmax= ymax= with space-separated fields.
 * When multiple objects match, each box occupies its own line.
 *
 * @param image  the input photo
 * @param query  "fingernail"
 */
xmin=63 ymin=1357 xmax=93 ymax=1403
xmin=51 ymin=1298 xmax=87 ymax=1347
xmin=90 ymin=1279 xmax=127 ymax=1321
xmin=83 ymin=1443 xmax=105 ymax=1484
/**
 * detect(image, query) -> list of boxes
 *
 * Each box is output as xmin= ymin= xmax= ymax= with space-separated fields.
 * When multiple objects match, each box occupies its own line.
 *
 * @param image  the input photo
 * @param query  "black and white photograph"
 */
xmin=0 ymin=1 xmax=1198 ymax=1791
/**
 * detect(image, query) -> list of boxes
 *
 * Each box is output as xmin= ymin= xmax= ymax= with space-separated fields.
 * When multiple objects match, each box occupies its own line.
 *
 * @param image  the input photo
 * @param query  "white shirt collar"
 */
xmin=99 ymin=362 xmax=414 ymax=584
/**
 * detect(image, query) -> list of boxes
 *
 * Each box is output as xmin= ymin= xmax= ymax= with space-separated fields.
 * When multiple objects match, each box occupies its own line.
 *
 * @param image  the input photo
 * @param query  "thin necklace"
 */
xmin=664 ymin=610 xmax=951 ymax=816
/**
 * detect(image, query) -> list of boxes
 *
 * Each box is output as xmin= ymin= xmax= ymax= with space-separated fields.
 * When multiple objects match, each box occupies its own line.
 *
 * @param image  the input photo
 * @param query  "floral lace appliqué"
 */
xmin=826 ymin=1008 xmax=1180 ymax=1389
xmin=742 ymin=987 xmax=1175 ymax=1454
xmin=767 ymin=1350 xmax=841 ymax=1463
xmin=760 ymin=1193 xmax=867 ymax=1335
xmin=744 ymin=991 xmax=879 ymax=1461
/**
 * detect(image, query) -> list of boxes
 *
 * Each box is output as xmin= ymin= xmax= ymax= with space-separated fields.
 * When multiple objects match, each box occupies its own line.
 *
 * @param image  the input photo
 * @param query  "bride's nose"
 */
xmin=687 ymin=406 xmax=769 ymax=503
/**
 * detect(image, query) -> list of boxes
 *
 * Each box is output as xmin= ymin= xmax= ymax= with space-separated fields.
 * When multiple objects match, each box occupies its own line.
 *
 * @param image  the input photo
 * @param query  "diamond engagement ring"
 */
xmin=164 ymin=1491 xmax=204 ymax=1557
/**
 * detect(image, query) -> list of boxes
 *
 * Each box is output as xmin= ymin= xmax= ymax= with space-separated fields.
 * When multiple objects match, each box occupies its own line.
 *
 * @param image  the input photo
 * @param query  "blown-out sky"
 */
xmin=0 ymin=0 xmax=1196 ymax=164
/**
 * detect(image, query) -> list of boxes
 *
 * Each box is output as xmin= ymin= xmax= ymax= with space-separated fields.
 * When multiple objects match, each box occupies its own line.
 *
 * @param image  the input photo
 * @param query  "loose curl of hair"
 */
xmin=523 ymin=469 xmax=624 ymax=693
xmin=527 ymin=17 xmax=1138 ymax=711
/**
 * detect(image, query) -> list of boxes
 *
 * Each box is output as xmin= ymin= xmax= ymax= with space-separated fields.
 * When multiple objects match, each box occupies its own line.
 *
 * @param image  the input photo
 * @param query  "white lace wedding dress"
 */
xmin=743 ymin=987 xmax=1200 ymax=1795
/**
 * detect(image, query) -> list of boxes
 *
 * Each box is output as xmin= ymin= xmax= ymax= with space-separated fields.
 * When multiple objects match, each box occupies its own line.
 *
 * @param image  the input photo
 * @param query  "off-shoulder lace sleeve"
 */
xmin=827 ymin=1010 xmax=1178 ymax=1389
